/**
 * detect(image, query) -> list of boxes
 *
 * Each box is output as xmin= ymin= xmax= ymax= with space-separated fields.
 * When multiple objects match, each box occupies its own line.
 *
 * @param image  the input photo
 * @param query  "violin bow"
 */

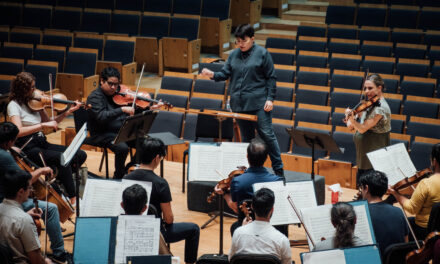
xmin=131 ymin=63 xmax=146 ymax=110
xmin=287 ymin=195 xmax=316 ymax=249
xmin=48 ymin=73 xmax=55 ymax=121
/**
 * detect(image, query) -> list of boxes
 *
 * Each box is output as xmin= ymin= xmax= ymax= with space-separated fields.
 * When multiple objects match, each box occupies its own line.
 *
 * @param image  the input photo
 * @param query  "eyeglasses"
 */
xmin=106 ymin=81 xmax=120 ymax=87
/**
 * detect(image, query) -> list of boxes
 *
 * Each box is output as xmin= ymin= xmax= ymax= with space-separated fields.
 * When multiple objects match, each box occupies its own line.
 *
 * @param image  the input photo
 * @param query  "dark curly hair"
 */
xmin=9 ymin=72 xmax=35 ymax=105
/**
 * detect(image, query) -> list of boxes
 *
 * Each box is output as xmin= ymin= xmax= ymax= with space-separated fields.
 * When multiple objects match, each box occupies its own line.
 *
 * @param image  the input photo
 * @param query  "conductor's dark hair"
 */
xmin=138 ymin=137 xmax=167 ymax=165
xmin=122 ymin=184 xmax=148 ymax=215
xmin=234 ymin=24 xmax=254 ymax=39
xmin=247 ymin=139 xmax=268 ymax=167
xmin=358 ymin=170 xmax=388 ymax=198
xmin=0 ymin=122 xmax=19 ymax=146
xmin=100 ymin=67 xmax=121 ymax=82
xmin=432 ymin=143 xmax=440 ymax=165
xmin=2 ymin=170 xmax=31 ymax=199
xmin=331 ymin=202 xmax=357 ymax=248
xmin=252 ymin=188 xmax=275 ymax=218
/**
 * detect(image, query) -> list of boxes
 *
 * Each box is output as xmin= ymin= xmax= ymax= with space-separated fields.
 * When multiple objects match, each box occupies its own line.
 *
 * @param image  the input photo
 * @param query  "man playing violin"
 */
xmin=214 ymin=139 xmax=283 ymax=236
xmin=0 ymin=170 xmax=53 ymax=264
xmin=87 ymin=67 xmax=163 ymax=179
xmin=0 ymin=122 xmax=73 ymax=264
xmin=7 ymin=72 xmax=87 ymax=206
xmin=358 ymin=170 xmax=408 ymax=257
xmin=389 ymin=143 xmax=440 ymax=241
xmin=345 ymin=74 xmax=391 ymax=185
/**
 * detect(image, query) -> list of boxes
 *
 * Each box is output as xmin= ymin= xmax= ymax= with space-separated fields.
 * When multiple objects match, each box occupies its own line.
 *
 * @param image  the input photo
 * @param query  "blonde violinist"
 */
xmin=388 ymin=144 xmax=440 ymax=240
xmin=7 ymin=72 xmax=87 ymax=206
xmin=344 ymin=74 xmax=391 ymax=184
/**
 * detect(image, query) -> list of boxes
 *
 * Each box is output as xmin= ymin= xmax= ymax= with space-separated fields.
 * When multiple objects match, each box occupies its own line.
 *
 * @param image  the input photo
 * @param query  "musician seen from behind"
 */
xmin=0 ymin=122 xmax=72 ymax=264
xmin=388 ymin=143 xmax=440 ymax=240
xmin=7 ymin=72 xmax=86 ymax=206
xmin=229 ymin=188 xmax=291 ymax=264
xmin=214 ymin=138 xmax=283 ymax=236
xmin=314 ymin=202 xmax=365 ymax=251
xmin=358 ymin=170 xmax=408 ymax=257
xmin=86 ymin=67 xmax=162 ymax=179
xmin=200 ymin=23 xmax=284 ymax=177
xmin=123 ymin=138 xmax=199 ymax=264
xmin=344 ymin=74 xmax=391 ymax=184
xmin=0 ymin=170 xmax=52 ymax=264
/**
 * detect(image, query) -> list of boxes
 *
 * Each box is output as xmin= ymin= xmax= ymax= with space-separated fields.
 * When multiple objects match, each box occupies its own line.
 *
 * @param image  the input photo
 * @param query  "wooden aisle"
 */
xmin=41 ymin=118 xmax=359 ymax=264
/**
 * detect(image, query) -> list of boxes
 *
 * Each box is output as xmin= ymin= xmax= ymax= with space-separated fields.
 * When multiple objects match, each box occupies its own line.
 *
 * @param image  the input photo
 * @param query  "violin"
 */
xmin=28 ymin=89 xmax=90 ymax=112
xmin=207 ymin=166 xmax=246 ymax=203
xmin=406 ymin=231 xmax=440 ymax=264
xmin=32 ymin=196 xmax=42 ymax=236
xmin=390 ymin=168 xmax=433 ymax=198
xmin=343 ymin=95 xmax=381 ymax=123
xmin=113 ymin=85 xmax=173 ymax=109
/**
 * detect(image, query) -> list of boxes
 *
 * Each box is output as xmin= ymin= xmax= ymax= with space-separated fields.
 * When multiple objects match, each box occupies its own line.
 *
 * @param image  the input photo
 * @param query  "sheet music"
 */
xmin=81 ymin=179 xmax=152 ymax=216
xmin=114 ymin=215 xmax=160 ymax=264
xmin=61 ymin=123 xmax=87 ymax=166
xmin=253 ymin=181 xmax=317 ymax=225
xmin=303 ymin=249 xmax=346 ymax=264
xmin=301 ymin=203 xmax=374 ymax=249
xmin=188 ymin=143 xmax=248 ymax=181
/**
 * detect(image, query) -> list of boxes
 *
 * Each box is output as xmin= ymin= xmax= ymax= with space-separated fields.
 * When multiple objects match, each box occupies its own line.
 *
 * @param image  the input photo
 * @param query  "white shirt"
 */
xmin=229 ymin=220 xmax=291 ymax=264
xmin=7 ymin=100 xmax=41 ymax=126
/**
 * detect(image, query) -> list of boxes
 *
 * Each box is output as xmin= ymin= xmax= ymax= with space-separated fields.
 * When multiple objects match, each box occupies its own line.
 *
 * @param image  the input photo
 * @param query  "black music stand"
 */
xmin=147 ymin=132 xmax=184 ymax=178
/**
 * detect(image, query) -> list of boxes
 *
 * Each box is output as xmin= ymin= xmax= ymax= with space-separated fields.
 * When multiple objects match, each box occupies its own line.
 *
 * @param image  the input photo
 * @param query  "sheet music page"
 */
xmin=81 ymin=179 xmax=122 ymax=216
xmin=114 ymin=216 xmax=160 ymax=264
xmin=121 ymin=179 xmax=152 ymax=216
xmin=188 ymin=144 xmax=222 ymax=181
xmin=220 ymin=142 xmax=249 ymax=176
xmin=253 ymin=181 xmax=317 ymax=225
xmin=303 ymin=249 xmax=346 ymax=264
xmin=353 ymin=204 xmax=373 ymax=244
xmin=367 ymin=148 xmax=402 ymax=186
xmin=386 ymin=143 xmax=417 ymax=179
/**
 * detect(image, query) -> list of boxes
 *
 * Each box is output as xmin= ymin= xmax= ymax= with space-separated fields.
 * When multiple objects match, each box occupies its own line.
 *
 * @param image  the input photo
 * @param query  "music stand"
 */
xmin=147 ymin=132 xmax=184 ymax=178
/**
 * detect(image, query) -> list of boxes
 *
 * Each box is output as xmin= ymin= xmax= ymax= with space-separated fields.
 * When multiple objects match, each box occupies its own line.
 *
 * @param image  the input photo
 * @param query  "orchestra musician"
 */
xmin=200 ymin=24 xmax=284 ymax=177
xmin=0 ymin=170 xmax=52 ymax=264
xmin=314 ymin=202 xmax=366 ymax=251
xmin=214 ymin=139 xmax=283 ymax=236
xmin=345 ymin=74 xmax=391 ymax=184
xmin=86 ymin=67 xmax=162 ymax=179
xmin=358 ymin=170 xmax=408 ymax=257
xmin=388 ymin=143 xmax=440 ymax=240
xmin=123 ymin=138 xmax=199 ymax=264
xmin=0 ymin=122 xmax=72 ymax=263
xmin=7 ymin=72 xmax=87 ymax=207
xmin=229 ymin=188 xmax=291 ymax=264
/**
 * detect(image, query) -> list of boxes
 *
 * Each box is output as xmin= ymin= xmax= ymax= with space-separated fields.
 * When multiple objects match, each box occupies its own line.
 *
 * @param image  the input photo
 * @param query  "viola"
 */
xmin=344 ymin=95 xmax=381 ymax=123
xmin=113 ymin=85 xmax=173 ymax=109
xmin=406 ymin=231 xmax=440 ymax=264
xmin=32 ymin=196 xmax=42 ymax=236
xmin=391 ymin=168 xmax=433 ymax=197
xmin=28 ymin=89 xmax=90 ymax=112
xmin=206 ymin=166 xmax=246 ymax=203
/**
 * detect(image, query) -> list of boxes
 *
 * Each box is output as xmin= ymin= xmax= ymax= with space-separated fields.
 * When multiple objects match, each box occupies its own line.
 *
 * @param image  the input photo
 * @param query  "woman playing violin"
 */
xmin=345 ymin=74 xmax=391 ymax=184
xmin=7 ymin=72 xmax=87 ymax=206
xmin=388 ymin=143 xmax=440 ymax=240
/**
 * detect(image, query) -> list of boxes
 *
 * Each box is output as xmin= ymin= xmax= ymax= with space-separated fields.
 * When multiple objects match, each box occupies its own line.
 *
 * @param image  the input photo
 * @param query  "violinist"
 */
xmin=123 ymin=137 xmax=199 ymax=264
xmin=358 ymin=170 xmax=408 ymax=257
xmin=7 ymin=72 xmax=87 ymax=206
xmin=0 ymin=122 xmax=72 ymax=263
xmin=214 ymin=139 xmax=282 ymax=236
xmin=344 ymin=74 xmax=391 ymax=184
xmin=388 ymin=143 xmax=440 ymax=240
xmin=0 ymin=170 xmax=52 ymax=264
xmin=86 ymin=67 xmax=163 ymax=179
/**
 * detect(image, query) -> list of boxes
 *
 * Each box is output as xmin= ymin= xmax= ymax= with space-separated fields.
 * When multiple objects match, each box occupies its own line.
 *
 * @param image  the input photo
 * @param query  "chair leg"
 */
xmin=182 ymin=152 xmax=188 ymax=193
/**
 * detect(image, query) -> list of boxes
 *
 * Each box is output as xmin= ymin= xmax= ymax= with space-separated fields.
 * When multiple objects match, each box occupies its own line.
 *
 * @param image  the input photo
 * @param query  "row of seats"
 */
xmin=326 ymin=4 xmax=440 ymax=30
xmin=296 ymin=24 xmax=440 ymax=47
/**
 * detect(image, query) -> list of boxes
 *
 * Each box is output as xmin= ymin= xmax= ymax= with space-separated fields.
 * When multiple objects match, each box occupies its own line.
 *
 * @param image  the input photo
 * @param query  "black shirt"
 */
xmin=123 ymin=169 xmax=172 ymax=218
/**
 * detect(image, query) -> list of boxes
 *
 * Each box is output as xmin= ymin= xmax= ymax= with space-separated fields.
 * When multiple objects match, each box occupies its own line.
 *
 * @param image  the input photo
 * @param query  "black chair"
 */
xmin=230 ymin=253 xmax=281 ymax=264
xmin=382 ymin=241 xmax=420 ymax=264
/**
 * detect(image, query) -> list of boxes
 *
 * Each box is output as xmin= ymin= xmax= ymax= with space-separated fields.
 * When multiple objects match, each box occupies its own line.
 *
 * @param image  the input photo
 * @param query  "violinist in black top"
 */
xmin=86 ymin=67 xmax=163 ymax=179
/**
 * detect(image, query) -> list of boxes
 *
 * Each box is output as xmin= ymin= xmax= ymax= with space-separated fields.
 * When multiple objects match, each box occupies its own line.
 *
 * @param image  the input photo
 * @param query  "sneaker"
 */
xmin=49 ymin=251 xmax=73 ymax=264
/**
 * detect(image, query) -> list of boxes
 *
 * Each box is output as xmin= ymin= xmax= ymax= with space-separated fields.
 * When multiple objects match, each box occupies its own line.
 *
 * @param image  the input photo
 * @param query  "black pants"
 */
xmin=19 ymin=134 xmax=87 ymax=198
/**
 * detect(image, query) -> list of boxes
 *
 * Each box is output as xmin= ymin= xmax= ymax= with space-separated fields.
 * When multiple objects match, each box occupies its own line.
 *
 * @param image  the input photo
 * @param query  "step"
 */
xmin=282 ymin=10 xmax=326 ymax=23
xmin=254 ymin=29 xmax=297 ymax=41
xmin=288 ymin=0 xmax=328 ymax=12
xmin=260 ymin=17 xmax=300 ymax=31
